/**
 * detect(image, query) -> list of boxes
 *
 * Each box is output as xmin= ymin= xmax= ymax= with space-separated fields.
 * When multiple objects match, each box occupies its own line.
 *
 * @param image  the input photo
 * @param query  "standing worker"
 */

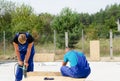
xmin=13 ymin=32 xmax=35 ymax=81
xmin=60 ymin=47 xmax=91 ymax=78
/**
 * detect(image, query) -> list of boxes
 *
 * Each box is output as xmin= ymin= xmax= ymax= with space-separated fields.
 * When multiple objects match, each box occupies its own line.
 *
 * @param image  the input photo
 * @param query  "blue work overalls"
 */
xmin=60 ymin=51 xmax=91 ymax=78
xmin=15 ymin=33 xmax=35 ymax=81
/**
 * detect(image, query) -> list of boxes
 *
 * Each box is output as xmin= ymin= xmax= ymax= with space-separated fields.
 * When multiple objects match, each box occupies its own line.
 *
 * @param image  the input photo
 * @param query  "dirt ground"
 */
xmin=86 ymin=56 xmax=120 ymax=62
xmin=0 ymin=55 xmax=16 ymax=61
xmin=0 ymin=54 xmax=120 ymax=62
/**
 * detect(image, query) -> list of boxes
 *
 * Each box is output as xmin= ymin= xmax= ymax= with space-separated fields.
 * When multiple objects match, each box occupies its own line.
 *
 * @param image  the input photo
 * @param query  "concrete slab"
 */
xmin=1 ymin=62 xmax=120 ymax=81
xmin=22 ymin=76 xmax=85 ymax=81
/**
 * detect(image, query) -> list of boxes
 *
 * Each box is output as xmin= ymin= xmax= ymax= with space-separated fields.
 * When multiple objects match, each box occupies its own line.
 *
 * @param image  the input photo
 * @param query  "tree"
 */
xmin=0 ymin=0 xmax=15 ymax=42
xmin=11 ymin=4 xmax=34 ymax=33
xmin=36 ymin=13 xmax=54 ymax=44
xmin=51 ymin=7 xmax=82 ymax=48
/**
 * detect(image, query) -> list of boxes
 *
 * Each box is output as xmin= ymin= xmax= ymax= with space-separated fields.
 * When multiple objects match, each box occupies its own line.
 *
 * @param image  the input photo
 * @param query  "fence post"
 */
xmin=54 ymin=30 xmax=56 ymax=54
xmin=82 ymin=29 xmax=84 ymax=52
xmin=65 ymin=32 xmax=68 ymax=47
xmin=110 ymin=29 xmax=113 ymax=59
xmin=3 ymin=31 xmax=5 ymax=55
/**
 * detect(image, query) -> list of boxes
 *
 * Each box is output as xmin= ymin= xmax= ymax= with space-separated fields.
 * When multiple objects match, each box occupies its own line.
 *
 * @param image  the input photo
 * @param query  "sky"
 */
xmin=7 ymin=0 xmax=120 ymax=15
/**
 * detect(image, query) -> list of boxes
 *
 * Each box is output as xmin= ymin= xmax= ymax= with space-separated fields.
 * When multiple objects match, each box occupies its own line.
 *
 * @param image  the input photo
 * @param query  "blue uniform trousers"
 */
xmin=60 ymin=53 xmax=91 ymax=78
xmin=15 ymin=51 xmax=34 ymax=81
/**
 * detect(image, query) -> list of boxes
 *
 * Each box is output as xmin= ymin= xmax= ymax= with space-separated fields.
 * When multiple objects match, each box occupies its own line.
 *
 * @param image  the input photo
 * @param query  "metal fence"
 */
xmin=0 ymin=30 xmax=120 ymax=60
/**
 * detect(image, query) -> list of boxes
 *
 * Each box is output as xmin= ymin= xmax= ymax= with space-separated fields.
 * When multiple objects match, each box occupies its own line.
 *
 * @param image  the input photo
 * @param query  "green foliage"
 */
xmin=89 ymin=4 xmax=120 ymax=39
xmin=51 ymin=7 xmax=82 ymax=48
xmin=0 ymin=0 xmax=15 ymax=41
xmin=36 ymin=13 xmax=54 ymax=44
xmin=1 ymin=0 xmax=120 ymax=51
xmin=11 ymin=4 xmax=34 ymax=33
xmin=85 ymin=24 xmax=98 ymax=40
xmin=79 ymin=13 xmax=91 ymax=26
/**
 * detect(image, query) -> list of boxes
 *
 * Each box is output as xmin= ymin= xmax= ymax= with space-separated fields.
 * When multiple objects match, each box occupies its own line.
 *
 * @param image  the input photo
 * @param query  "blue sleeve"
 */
xmin=25 ymin=32 xmax=34 ymax=43
xmin=63 ymin=54 xmax=68 ymax=62
xmin=27 ymin=34 xmax=34 ymax=43
xmin=13 ymin=33 xmax=19 ymax=44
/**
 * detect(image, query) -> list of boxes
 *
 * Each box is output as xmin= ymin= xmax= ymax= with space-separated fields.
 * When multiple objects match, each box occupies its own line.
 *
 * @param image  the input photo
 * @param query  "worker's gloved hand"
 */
xmin=18 ymin=60 xmax=23 ymax=66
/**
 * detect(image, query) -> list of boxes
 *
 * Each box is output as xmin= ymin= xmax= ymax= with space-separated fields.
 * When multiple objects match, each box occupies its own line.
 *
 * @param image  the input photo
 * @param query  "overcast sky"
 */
xmin=8 ymin=0 xmax=120 ymax=15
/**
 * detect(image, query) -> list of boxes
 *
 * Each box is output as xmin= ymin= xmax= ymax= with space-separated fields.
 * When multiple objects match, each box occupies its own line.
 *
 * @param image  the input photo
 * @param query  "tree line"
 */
xmin=0 ymin=0 xmax=120 ymax=48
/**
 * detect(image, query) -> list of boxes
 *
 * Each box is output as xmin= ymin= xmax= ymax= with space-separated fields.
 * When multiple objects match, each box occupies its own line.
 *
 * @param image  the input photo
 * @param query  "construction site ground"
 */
xmin=0 ymin=57 xmax=120 ymax=81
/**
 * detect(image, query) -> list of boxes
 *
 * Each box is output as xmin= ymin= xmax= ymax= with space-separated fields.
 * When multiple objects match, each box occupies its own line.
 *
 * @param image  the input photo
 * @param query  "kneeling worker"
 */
xmin=60 ymin=47 xmax=91 ymax=78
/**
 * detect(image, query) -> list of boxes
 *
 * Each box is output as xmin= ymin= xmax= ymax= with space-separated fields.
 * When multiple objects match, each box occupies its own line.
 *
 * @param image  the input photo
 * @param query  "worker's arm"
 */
xmin=62 ymin=61 xmax=67 ymax=66
xmin=24 ymin=42 xmax=33 ymax=67
xmin=13 ymin=42 xmax=23 ymax=66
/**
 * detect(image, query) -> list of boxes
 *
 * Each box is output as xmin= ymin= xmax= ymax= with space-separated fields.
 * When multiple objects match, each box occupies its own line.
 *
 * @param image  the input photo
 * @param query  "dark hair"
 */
xmin=66 ymin=44 xmax=75 ymax=49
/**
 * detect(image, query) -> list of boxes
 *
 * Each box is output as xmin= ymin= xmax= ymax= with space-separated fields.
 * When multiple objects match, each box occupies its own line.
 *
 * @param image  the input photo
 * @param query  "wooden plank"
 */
xmin=23 ymin=72 xmax=85 ymax=81
xmin=34 ymin=53 xmax=55 ymax=62
xmin=27 ymin=71 xmax=61 ymax=76
xmin=22 ymin=76 xmax=85 ymax=81
xmin=90 ymin=40 xmax=100 ymax=61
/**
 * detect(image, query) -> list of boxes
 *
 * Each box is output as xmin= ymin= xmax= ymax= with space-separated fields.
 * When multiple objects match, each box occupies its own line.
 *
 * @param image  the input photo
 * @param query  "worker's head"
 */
xmin=65 ymin=47 xmax=70 ymax=53
xmin=18 ymin=34 xmax=27 ymax=44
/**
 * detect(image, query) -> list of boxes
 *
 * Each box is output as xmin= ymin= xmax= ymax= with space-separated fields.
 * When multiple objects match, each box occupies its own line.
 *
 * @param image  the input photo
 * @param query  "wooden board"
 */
xmin=23 ymin=72 xmax=85 ymax=81
xmin=22 ymin=76 xmax=85 ymax=81
xmin=34 ymin=53 xmax=55 ymax=62
xmin=27 ymin=71 xmax=61 ymax=76
xmin=90 ymin=40 xmax=100 ymax=61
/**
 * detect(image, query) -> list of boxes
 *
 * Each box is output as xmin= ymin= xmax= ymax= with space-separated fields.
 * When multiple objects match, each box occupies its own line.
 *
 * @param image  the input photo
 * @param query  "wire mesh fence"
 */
xmin=0 ymin=30 xmax=120 ymax=61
